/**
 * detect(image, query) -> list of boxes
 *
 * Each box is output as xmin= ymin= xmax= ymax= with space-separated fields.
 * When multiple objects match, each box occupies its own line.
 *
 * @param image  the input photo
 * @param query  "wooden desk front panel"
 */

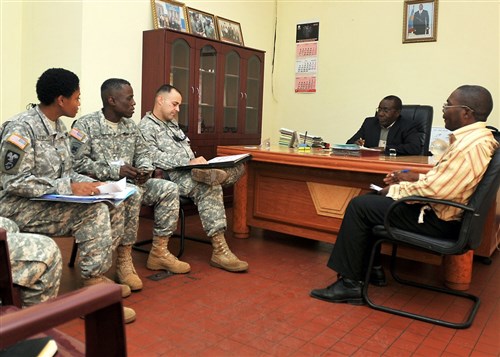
xmin=247 ymin=162 xmax=381 ymax=243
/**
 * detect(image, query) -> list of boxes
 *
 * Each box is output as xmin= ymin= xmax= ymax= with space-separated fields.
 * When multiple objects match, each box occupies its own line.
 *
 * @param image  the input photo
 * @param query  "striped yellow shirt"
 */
xmin=387 ymin=121 xmax=499 ymax=221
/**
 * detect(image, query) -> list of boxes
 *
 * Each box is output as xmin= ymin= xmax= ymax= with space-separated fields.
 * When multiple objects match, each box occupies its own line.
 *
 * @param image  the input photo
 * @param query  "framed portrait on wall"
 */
xmin=216 ymin=17 xmax=244 ymax=46
xmin=403 ymin=0 xmax=438 ymax=43
xmin=151 ymin=0 xmax=188 ymax=32
xmin=186 ymin=8 xmax=218 ymax=40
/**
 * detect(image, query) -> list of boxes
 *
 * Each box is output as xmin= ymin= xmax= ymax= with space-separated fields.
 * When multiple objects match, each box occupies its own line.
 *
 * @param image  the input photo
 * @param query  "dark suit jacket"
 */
xmin=346 ymin=116 xmax=423 ymax=155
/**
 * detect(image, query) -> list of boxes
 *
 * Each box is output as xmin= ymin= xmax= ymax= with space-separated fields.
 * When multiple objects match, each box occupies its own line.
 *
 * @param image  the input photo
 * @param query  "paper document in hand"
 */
xmin=97 ymin=177 xmax=127 ymax=194
xmin=172 ymin=153 xmax=252 ymax=171
xmin=206 ymin=153 xmax=251 ymax=164
xmin=32 ymin=185 xmax=137 ymax=206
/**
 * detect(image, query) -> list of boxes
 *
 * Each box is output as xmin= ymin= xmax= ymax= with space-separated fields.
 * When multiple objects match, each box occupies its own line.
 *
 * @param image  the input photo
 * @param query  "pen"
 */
xmin=390 ymin=169 xmax=409 ymax=177
xmin=303 ymin=131 xmax=308 ymax=145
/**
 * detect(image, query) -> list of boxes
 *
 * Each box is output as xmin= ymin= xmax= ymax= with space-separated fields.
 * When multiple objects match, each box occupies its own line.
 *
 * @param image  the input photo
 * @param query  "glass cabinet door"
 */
xmin=197 ymin=45 xmax=217 ymax=134
xmin=223 ymin=51 xmax=240 ymax=134
xmin=170 ymin=39 xmax=191 ymax=132
xmin=245 ymin=55 xmax=262 ymax=134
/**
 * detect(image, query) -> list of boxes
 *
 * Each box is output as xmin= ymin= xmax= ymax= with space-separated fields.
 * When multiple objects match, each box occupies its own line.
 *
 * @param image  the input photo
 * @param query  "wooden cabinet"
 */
xmin=141 ymin=29 xmax=265 ymax=159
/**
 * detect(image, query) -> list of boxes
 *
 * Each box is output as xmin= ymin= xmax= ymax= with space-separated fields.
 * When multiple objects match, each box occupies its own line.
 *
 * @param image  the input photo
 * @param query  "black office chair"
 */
xmin=400 ymin=105 xmax=434 ymax=156
xmin=363 ymin=146 xmax=500 ymax=329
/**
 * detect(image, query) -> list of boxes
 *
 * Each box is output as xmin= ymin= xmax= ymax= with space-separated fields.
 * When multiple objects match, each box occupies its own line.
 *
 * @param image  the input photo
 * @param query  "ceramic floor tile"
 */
xmin=50 ymin=208 xmax=499 ymax=356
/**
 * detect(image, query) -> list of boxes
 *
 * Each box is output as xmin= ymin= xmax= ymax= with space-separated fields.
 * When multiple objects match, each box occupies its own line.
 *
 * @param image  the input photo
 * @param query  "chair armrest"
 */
xmin=384 ymin=195 xmax=473 ymax=229
xmin=0 ymin=284 xmax=126 ymax=356
xmin=382 ymin=196 xmax=474 ymax=247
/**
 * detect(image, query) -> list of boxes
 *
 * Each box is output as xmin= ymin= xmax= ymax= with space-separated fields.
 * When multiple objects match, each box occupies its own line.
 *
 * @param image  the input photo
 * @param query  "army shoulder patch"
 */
xmin=69 ymin=127 xmax=87 ymax=142
xmin=1 ymin=146 xmax=25 ymax=173
xmin=6 ymin=133 xmax=29 ymax=150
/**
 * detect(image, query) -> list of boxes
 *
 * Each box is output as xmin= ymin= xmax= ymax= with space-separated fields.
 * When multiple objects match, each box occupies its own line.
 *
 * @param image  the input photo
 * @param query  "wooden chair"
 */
xmin=363 ymin=146 xmax=500 ymax=328
xmin=0 ymin=228 xmax=127 ymax=356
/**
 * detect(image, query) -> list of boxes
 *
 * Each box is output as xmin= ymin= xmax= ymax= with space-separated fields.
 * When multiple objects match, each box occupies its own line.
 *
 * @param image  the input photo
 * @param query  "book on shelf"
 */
xmin=31 ymin=178 xmax=137 ymax=206
xmin=0 ymin=336 xmax=57 ymax=357
xmin=171 ymin=153 xmax=252 ymax=171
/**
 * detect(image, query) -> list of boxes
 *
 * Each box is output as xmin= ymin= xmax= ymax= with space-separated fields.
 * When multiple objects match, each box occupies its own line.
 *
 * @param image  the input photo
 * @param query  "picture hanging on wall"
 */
xmin=187 ymin=8 xmax=218 ymax=40
xmin=151 ymin=0 xmax=189 ymax=32
xmin=403 ymin=0 xmax=438 ymax=43
xmin=216 ymin=17 xmax=244 ymax=46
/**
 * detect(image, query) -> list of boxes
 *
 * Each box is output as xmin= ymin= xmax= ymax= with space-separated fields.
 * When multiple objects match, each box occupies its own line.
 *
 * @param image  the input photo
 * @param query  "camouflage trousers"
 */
xmin=169 ymin=164 xmax=244 ymax=237
xmin=136 ymin=178 xmax=179 ymax=237
xmin=0 ymin=190 xmax=142 ymax=279
xmin=0 ymin=217 xmax=62 ymax=307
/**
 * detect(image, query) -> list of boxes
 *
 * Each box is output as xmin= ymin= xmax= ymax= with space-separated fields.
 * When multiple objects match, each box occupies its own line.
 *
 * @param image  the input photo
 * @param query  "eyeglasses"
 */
xmin=376 ymin=107 xmax=396 ymax=113
xmin=442 ymin=103 xmax=475 ymax=112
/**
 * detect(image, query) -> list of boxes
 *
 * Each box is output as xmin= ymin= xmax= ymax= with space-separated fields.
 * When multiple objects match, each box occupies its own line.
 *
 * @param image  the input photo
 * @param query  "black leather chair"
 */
xmin=400 ymin=105 xmax=434 ymax=156
xmin=363 ymin=146 xmax=500 ymax=329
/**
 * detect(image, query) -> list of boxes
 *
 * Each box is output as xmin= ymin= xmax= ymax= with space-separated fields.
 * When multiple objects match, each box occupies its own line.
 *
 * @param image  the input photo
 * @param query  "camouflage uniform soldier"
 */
xmin=0 ymin=68 xmax=137 ymax=323
xmin=70 ymin=78 xmax=186 ymax=277
xmin=139 ymin=84 xmax=248 ymax=272
xmin=1 ymin=216 xmax=62 ymax=307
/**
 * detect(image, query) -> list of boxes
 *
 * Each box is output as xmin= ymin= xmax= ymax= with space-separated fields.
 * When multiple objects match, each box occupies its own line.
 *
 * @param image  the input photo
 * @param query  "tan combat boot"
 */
xmin=191 ymin=168 xmax=228 ymax=186
xmin=147 ymin=236 xmax=191 ymax=273
xmin=123 ymin=306 xmax=136 ymax=324
xmin=210 ymin=233 xmax=248 ymax=272
xmin=83 ymin=275 xmax=131 ymax=298
xmin=116 ymin=245 xmax=143 ymax=291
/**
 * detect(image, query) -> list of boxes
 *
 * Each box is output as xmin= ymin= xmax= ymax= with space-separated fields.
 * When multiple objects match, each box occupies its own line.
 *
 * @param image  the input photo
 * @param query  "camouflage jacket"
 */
xmin=139 ymin=112 xmax=195 ymax=170
xmin=0 ymin=105 xmax=93 ymax=199
xmin=70 ymin=110 xmax=153 ymax=181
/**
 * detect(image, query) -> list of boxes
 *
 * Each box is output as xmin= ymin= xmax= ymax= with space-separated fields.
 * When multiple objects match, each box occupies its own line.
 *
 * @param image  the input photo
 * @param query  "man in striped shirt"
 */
xmin=311 ymin=85 xmax=499 ymax=305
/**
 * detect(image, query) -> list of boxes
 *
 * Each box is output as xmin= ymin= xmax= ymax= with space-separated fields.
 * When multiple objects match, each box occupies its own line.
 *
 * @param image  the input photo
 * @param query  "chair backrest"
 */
xmin=459 ymin=146 xmax=500 ymax=250
xmin=0 ymin=229 xmax=21 ymax=307
xmin=400 ymin=105 xmax=434 ymax=156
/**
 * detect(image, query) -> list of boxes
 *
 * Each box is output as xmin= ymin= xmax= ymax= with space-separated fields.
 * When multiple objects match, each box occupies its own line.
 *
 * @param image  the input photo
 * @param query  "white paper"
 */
xmin=207 ymin=153 xmax=250 ymax=164
xmin=97 ymin=178 xmax=127 ymax=194
xmin=370 ymin=184 xmax=382 ymax=191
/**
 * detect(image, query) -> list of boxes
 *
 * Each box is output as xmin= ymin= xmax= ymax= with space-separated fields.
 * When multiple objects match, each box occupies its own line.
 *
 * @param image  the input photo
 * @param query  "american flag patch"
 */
xmin=70 ymin=128 xmax=86 ymax=142
xmin=7 ymin=133 xmax=29 ymax=150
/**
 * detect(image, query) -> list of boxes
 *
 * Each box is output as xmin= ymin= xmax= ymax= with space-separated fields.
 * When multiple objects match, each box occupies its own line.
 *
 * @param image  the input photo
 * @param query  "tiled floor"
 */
xmin=55 ymin=209 xmax=499 ymax=356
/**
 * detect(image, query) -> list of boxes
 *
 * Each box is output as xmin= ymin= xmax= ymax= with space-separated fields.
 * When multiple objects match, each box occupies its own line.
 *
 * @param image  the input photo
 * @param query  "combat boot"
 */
xmin=147 ymin=236 xmax=191 ymax=273
xmin=83 ymin=275 xmax=131 ymax=298
xmin=191 ymin=168 xmax=228 ymax=186
xmin=116 ymin=245 xmax=143 ymax=291
xmin=210 ymin=233 xmax=248 ymax=272
xmin=123 ymin=306 xmax=136 ymax=324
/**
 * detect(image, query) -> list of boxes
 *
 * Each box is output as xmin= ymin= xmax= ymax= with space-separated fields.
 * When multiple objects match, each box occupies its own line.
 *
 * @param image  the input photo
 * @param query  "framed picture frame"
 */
xmin=403 ymin=0 xmax=438 ymax=43
xmin=216 ymin=17 xmax=244 ymax=46
xmin=151 ymin=0 xmax=189 ymax=33
xmin=186 ymin=7 xmax=218 ymax=40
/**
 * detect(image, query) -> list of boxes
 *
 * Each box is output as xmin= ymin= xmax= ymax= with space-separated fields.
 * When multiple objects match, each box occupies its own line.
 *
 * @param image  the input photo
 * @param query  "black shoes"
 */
xmin=310 ymin=277 xmax=365 ymax=305
xmin=369 ymin=266 xmax=387 ymax=286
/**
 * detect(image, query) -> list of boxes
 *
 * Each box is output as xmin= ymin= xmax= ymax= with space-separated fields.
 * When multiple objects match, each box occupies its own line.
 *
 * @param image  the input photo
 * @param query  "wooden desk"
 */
xmin=218 ymin=145 xmax=499 ymax=288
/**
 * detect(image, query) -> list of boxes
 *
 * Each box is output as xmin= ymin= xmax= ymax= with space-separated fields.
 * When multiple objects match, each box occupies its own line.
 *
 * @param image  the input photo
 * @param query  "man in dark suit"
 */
xmin=346 ymin=95 xmax=423 ymax=156
xmin=413 ymin=3 xmax=430 ymax=35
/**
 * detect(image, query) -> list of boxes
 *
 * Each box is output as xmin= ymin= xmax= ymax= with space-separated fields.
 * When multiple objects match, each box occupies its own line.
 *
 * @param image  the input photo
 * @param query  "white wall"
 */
xmin=272 ymin=0 xmax=500 ymax=145
xmin=1 ymin=0 xmax=498 ymax=146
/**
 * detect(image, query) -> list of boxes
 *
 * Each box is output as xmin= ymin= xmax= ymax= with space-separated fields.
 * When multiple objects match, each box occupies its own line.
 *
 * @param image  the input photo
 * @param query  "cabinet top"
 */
xmin=143 ymin=28 xmax=266 ymax=54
